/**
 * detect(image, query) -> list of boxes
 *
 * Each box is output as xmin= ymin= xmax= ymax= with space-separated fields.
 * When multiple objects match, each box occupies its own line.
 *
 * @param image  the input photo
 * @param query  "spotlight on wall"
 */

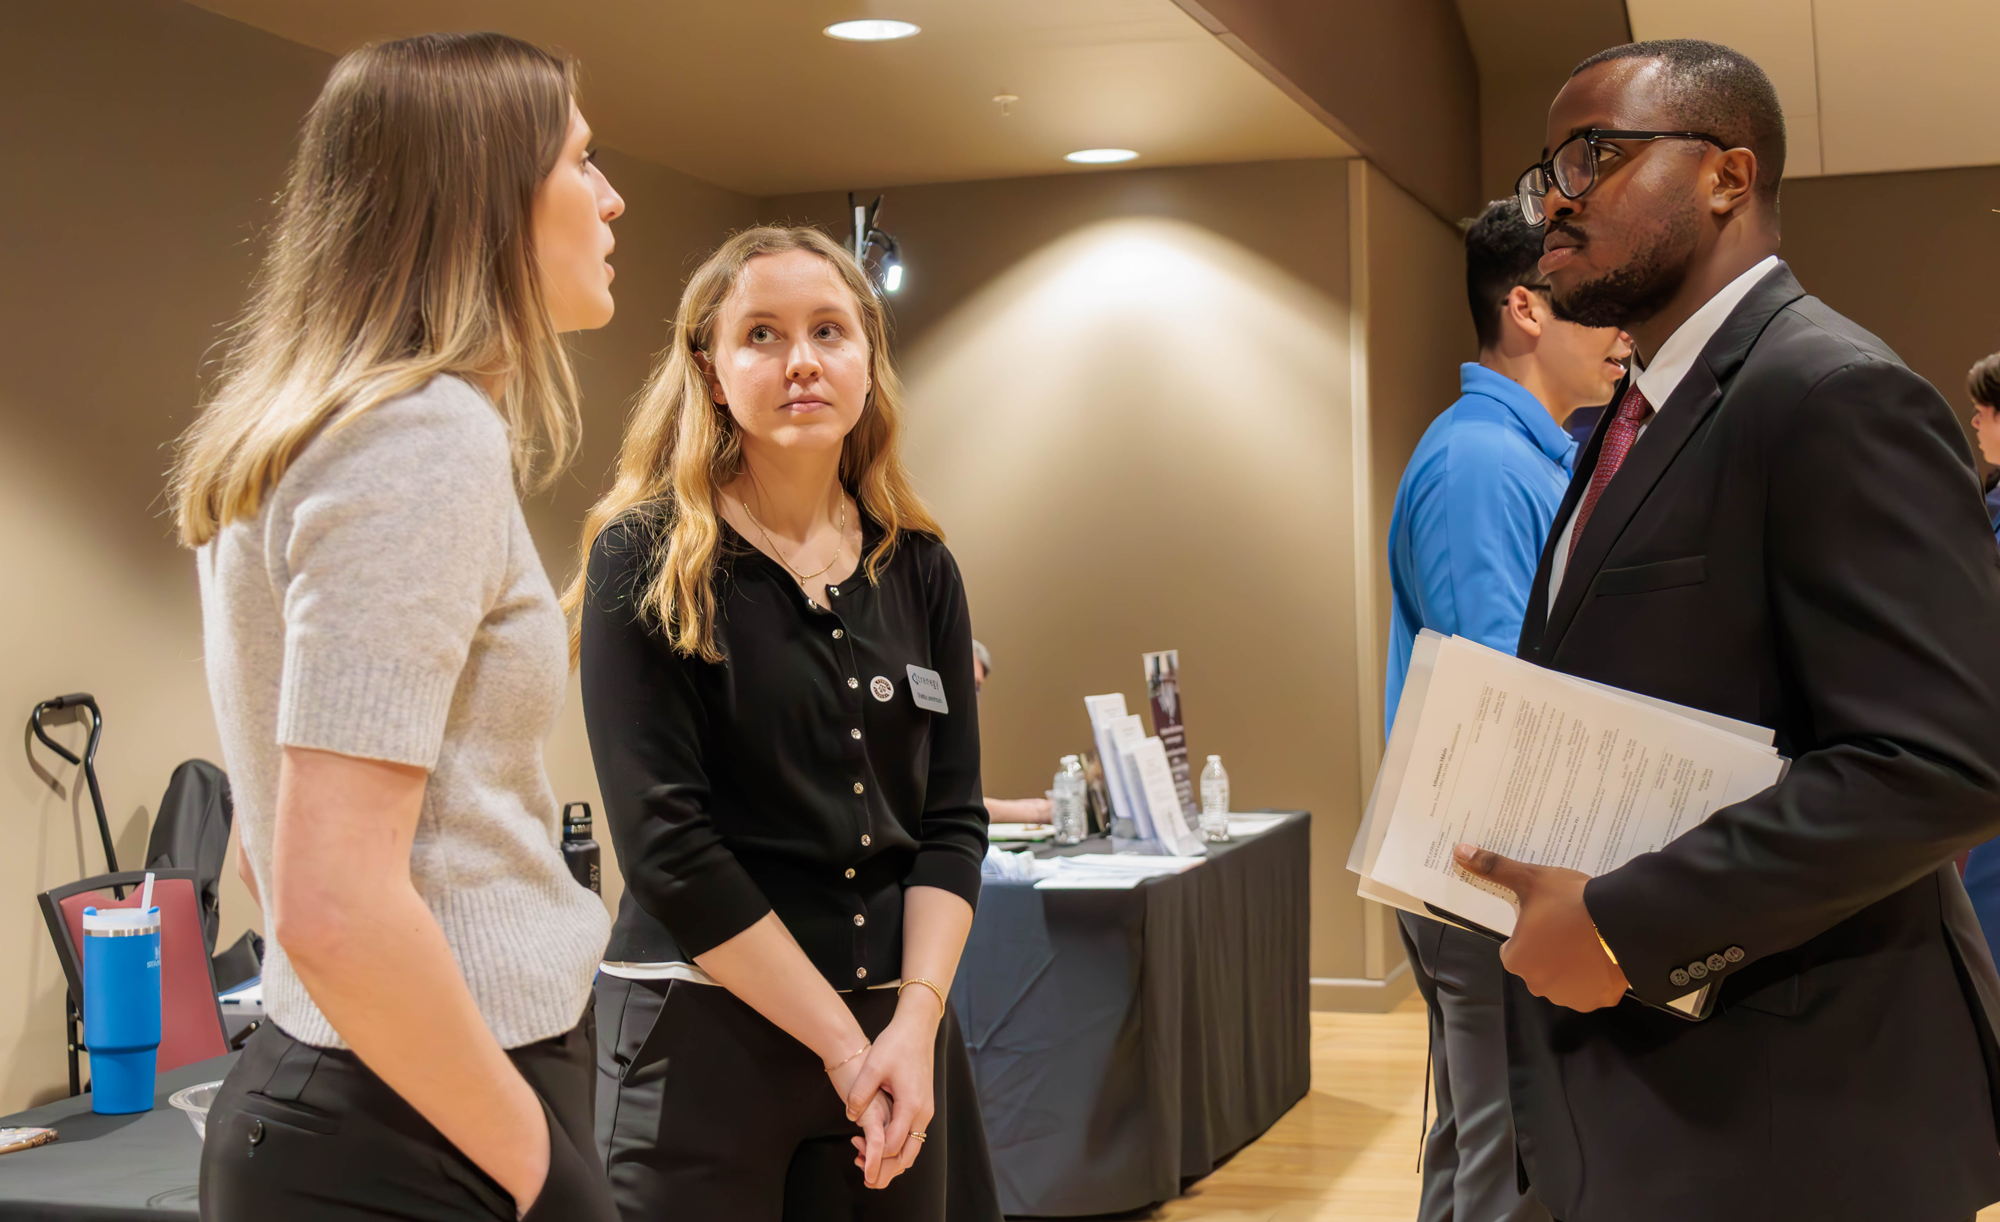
xmin=824 ymin=19 xmax=920 ymax=41
xmin=848 ymin=192 xmax=906 ymax=295
xmin=1065 ymin=148 xmax=1139 ymax=165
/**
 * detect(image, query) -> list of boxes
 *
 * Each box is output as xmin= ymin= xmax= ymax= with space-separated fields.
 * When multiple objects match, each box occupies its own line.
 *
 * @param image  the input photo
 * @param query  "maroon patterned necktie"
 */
xmin=1568 ymin=384 xmax=1653 ymax=561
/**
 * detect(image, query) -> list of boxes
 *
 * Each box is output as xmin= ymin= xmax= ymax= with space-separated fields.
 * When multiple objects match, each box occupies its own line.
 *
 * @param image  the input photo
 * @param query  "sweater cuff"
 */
xmin=905 ymin=845 xmax=983 ymax=912
xmin=277 ymin=637 xmax=458 ymax=768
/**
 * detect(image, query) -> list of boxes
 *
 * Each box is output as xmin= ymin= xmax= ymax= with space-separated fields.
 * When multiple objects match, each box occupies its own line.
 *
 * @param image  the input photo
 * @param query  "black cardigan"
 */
xmin=578 ymin=508 xmax=987 ymax=988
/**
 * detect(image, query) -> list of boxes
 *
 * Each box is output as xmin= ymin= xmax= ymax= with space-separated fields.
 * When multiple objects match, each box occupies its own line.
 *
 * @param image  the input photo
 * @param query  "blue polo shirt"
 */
xmin=1384 ymin=363 xmax=1577 ymax=732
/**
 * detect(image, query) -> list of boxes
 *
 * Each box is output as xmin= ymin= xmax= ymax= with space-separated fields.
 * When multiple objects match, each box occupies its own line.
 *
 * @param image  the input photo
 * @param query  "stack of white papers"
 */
xmin=1225 ymin=814 xmax=1288 ymax=838
xmin=1033 ymin=854 xmax=1206 ymax=889
xmin=988 ymin=823 xmax=1055 ymax=842
xmin=1351 ymin=632 xmax=1786 ymax=952
xmin=1084 ymin=693 xmax=1208 ymax=856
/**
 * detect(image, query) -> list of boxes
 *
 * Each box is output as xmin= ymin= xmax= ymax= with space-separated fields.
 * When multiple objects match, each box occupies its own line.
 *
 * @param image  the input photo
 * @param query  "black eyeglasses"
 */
xmin=1515 ymin=129 xmax=1727 ymax=226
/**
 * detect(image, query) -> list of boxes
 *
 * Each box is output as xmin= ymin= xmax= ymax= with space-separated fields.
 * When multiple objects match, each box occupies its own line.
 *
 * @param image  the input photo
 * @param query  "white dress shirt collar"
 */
xmin=1545 ymin=254 xmax=1781 ymax=613
xmin=1630 ymin=255 xmax=1780 ymax=411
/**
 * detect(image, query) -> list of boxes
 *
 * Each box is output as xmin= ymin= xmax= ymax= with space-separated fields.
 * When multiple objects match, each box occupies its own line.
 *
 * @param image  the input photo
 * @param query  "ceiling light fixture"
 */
xmin=824 ymin=19 xmax=920 ymax=41
xmin=1065 ymin=148 xmax=1138 ymax=165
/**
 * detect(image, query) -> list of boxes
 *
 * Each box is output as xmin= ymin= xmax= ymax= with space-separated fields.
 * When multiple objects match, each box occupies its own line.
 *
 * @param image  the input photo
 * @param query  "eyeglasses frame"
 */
xmin=1515 ymin=129 xmax=1730 ymax=225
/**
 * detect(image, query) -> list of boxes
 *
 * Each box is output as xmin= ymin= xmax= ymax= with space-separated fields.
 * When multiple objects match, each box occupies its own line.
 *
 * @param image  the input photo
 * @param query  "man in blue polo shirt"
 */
xmin=1385 ymin=200 xmax=1630 ymax=1222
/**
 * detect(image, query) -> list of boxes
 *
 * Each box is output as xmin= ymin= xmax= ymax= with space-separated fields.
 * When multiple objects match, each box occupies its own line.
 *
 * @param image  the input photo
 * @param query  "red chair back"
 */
xmin=49 ymin=874 xmax=229 ymax=1073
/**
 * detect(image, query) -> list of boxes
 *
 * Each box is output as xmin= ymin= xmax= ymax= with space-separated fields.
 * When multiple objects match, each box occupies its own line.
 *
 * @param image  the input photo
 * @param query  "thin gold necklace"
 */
xmin=739 ymin=488 xmax=847 ymax=584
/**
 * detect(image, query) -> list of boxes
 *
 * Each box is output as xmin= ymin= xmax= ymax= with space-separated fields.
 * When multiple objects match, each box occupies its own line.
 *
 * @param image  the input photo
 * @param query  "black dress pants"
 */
xmin=594 ymin=974 xmax=1002 ymax=1222
xmin=200 ymin=1011 xmax=616 ymax=1221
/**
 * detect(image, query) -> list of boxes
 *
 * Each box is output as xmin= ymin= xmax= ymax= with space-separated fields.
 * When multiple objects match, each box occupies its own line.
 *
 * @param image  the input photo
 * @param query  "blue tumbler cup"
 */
xmin=82 ymin=905 xmax=162 ymax=1115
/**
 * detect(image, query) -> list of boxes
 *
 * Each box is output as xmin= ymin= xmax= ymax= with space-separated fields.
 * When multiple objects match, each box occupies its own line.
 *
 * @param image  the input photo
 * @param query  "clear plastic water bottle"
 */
xmin=1053 ymin=755 xmax=1088 ymax=845
xmin=1199 ymin=755 xmax=1231 ymax=843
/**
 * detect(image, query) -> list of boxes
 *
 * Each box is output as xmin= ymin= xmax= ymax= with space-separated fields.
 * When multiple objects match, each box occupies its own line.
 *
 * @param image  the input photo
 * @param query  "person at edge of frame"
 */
xmin=1457 ymin=38 xmax=2000 ymax=1222
xmin=179 ymin=32 xmax=626 ymax=1222
xmin=1383 ymin=199 xmax=1630 ymax=1222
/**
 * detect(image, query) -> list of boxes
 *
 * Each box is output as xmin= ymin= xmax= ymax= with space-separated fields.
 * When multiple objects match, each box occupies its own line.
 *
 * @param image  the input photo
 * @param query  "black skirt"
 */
xmin=594 ymin=974 xmax=1002 ymax=1222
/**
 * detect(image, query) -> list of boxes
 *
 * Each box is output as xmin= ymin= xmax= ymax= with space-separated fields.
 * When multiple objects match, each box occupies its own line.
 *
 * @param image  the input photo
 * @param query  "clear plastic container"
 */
xmin=1052 ymin=755 xmax=1088 ymax=845
xmin=169 ymin=1080 xmax=224 ymax=1142
xmin=1199 ymin=755 xmax=1231 ymax=843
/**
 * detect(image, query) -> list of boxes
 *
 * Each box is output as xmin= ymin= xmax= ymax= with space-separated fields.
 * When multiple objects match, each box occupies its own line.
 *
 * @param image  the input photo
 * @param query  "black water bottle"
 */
xmin=562 ymin=802 xmax=601 ymax=895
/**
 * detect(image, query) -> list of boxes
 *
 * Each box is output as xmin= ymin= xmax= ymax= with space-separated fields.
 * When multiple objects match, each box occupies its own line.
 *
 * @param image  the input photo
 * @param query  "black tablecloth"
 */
xmin=0 ymin=1052 xmax=231 ymax=1220
xmin=951 ymin=810 xmax=1311 ymax=1217
xmin=0 ymin=813 xmax=1310 ymax=1221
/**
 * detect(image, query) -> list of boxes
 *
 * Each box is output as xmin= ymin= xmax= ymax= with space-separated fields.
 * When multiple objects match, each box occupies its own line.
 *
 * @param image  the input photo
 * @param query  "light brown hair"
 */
xmin=171 ymin=32 xmax=581 ymax=546
xmin=564 ymin=226 xmax=942 ymax=662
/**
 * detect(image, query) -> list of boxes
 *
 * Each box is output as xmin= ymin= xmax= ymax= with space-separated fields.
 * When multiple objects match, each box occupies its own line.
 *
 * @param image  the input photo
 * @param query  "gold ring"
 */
xmin=910 ymin=1132 xmax=928 ymax=1142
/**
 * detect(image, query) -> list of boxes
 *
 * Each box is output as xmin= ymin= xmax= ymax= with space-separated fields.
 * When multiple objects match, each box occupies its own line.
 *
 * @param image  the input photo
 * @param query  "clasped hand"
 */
xmin=1453 ymin=843 xmax=1630 ymax=1012
xmin=827 ymin=997 xmax=940 ymax=1189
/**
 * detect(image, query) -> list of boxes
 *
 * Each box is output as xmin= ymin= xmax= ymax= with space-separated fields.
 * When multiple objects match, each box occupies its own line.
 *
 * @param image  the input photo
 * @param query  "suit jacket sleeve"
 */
xmin=1586 ymin=356 xmax=2000 ymax=1004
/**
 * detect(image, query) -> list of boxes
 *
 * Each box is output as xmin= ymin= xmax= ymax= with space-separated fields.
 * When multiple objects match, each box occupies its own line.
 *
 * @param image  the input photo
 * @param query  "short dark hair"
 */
xmin=1971 ymin=352 xmax=2000 ymax=408
xmin=1465 ymin=199 xmax=1546 ymax=349
xmin=1573 ymin=39 xmax=1786 ymax=205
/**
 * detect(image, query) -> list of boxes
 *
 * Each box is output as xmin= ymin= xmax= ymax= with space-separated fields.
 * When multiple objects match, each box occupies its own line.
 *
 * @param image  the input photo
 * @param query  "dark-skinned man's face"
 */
xmin=1540 ymin=59 xmax=1710 ymax=329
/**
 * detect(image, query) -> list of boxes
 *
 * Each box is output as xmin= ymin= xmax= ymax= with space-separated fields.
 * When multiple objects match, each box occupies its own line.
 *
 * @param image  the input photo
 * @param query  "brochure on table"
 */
xmin=1144 ymin=649 xmax=1200 ymax=823
xmin=1083 ymin=692 xmax=1207 ymax=857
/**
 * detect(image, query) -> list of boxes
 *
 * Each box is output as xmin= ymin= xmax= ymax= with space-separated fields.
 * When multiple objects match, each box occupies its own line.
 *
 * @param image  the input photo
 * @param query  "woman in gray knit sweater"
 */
xmin=170 ymin=34 xmax=623 ymax=1221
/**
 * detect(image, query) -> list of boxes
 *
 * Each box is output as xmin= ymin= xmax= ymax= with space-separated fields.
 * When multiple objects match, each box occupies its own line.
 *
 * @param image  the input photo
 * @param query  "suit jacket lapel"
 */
xmin=1533 ymin=263 xmax=1809 ymax=659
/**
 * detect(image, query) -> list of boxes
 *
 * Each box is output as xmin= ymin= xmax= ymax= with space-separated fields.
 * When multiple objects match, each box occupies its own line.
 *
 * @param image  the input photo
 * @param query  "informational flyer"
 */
xmin=1143 ymin=650 xmax=1200 ymax=824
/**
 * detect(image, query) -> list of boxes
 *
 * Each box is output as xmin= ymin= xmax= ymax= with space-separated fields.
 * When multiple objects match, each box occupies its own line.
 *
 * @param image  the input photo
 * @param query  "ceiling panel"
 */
xmin=1812 ymin=0 xmax=2000 ymax=176
xmin=184 ymin=0 xmax=1354 ymax=194
xmin=1627 ymin=0 xmax=2000 ymax=179
xmin=1626 ymin=0 xmax=1821 ymax=176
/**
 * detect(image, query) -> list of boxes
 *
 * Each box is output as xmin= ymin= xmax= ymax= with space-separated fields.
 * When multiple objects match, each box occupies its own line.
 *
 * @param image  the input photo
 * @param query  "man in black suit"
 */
xmin=1455 ymin=39 xmax=2000 ymax=1222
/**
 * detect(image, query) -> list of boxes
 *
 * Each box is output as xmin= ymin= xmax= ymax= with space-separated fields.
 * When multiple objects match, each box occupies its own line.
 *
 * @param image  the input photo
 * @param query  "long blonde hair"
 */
xmin=171 ymin=33 xmax=581 ymax=546
xmin=564 ymin=226 xmax=942 ymax=662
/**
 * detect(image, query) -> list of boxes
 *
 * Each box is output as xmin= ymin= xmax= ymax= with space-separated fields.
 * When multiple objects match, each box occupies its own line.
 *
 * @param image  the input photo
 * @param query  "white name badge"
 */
xmin=906 ymin=665 xmax=950 ymax=714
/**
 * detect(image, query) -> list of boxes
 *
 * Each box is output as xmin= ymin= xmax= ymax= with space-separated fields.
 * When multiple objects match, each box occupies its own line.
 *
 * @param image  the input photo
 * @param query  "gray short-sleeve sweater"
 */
xmin=196 ymin=374 xmax=609 ymax=1050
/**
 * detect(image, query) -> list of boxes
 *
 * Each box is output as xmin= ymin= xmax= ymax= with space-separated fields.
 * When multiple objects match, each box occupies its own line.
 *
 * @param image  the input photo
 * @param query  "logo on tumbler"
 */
xmin=870 ymin=676 xmax=895 ymax=702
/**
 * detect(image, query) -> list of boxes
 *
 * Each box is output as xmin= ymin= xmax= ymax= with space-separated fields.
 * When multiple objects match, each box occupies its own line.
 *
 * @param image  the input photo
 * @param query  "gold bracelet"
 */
xmin=1593 ymin=925 xmax=1620 ymax=967
xmin=824 ymin=1041 xmax=871 ymax=1074
xmin=897 ymin=977 xmax=947 ymax=1017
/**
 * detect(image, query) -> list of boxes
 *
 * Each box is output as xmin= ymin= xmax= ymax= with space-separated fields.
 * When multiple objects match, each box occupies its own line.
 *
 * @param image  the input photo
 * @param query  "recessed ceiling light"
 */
xmin=1065 ymin=148 xmax=1139 ymax=164
xmin=824 ymin=19 xmax=920 ymax=41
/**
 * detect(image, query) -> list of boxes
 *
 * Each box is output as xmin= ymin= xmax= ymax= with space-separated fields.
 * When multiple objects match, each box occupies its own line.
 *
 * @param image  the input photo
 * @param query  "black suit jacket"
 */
xmin=1509 ymin=263 xmax=2000 ymax=1222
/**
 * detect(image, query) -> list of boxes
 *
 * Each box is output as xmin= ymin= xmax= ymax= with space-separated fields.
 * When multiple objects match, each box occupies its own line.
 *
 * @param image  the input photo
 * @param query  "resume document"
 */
xmin=1352 ymin=632 xmax=1786 ymax=945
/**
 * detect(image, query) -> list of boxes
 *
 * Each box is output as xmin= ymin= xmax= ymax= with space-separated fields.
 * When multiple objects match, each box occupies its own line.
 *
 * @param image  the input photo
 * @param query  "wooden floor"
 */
xmin=1124 ymin=993 xmax=2000 ymax=1222
xmin=1142 ymin=993 xmax=1430 ymax=1222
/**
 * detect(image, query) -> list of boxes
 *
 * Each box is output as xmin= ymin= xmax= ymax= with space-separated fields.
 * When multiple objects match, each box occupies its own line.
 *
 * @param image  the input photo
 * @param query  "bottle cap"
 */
xmin=1208 ymin=755 xmax=1221 ymax=762
xmin=81 ymin=906 xmax=161 ymax=935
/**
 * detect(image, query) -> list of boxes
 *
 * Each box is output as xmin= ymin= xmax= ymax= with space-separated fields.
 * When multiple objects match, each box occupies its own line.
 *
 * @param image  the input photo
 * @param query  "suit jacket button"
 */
xmin=248 ymin=1118 xmax=265 ymax=1146
xmin=1724 ymin=946 xmax=1745 ymax=963
xmin=1670 ymin=968 xmax=1691 ymax=988
xmin=1706 ymin=953 xmax=1727 ymax=973
xmin=1687 ymin=960 xmax=1708 ymax=980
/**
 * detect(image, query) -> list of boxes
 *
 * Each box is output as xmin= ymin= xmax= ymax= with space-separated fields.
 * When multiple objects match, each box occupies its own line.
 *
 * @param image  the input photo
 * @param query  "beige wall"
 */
xmin=1779 ymin=166 xmax=2000 ymax=433
xmin=0 ymin=0 xmax=756 ymax=1112
xmin=1342 ymin=161 xmax=1481 ymax=998
xmin=765 ymin=159 xmax=1462 ymax=989
xmin=1174 ymin=0 xmax=1482 ymax=222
